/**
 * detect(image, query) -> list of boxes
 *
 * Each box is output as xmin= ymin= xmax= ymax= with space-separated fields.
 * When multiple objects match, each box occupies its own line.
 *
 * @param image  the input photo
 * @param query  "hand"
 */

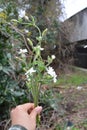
xmin=10 ymin=103 xmax=42 ymax=130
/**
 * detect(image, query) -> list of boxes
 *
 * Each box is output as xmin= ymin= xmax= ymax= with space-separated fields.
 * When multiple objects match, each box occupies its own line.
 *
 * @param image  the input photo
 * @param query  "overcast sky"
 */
xmin=63 ymin=0 xmax=87 ymax=19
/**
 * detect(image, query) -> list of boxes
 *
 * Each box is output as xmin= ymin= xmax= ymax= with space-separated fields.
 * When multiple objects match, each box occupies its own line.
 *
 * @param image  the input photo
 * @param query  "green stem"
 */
xmin=34 ymin=24 xmax=42 ymax=38
xmin=32 ymin=82 xmax=40 ymax=126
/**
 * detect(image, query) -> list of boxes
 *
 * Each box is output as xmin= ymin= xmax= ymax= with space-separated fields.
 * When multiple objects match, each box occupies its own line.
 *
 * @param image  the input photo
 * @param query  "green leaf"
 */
xmin=0 ymin=64 xmax=3 ymax=70
xmin=12 ymin=91 xmax=24 ymax=97
xmin=3 ymin=67 xmax=12 ymax=75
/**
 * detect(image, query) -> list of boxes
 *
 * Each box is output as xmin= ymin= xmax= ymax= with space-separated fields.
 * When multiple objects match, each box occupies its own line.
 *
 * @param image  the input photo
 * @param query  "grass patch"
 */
xmin=56 ymin=70 xmax=87 ymax=86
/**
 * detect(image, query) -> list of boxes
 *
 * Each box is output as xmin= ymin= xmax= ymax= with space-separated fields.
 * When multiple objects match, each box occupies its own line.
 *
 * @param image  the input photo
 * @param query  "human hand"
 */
xmin=10 ymin=103 xmax=42 ymax=130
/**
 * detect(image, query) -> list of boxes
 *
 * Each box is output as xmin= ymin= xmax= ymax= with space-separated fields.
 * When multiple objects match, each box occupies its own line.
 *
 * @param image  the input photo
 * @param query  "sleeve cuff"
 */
xmin=8 ymin=125 xmax=27 ymax=130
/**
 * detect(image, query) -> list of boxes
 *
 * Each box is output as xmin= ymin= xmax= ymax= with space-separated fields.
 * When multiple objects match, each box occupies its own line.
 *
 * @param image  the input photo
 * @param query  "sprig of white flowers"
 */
xmin=25 ymin=65 xmax=57 ymax=83
xmin=25 ymin=67 xmax=36 ymax=76
xmin=46 ymin=66 xmax=57 ymax=83
xmin=18 ymin=49 xmax=28 ymax=54
xmin=18 ymin=49 xmax=28 ymax=58
xmin=12 ymin=14 xmax=58 ymax=125
xmin=18 ymin=9 xmax=29 ymax=20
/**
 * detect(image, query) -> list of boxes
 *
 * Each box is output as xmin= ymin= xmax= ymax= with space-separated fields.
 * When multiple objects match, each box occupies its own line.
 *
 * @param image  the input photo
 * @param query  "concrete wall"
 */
xmin=67 ymin=8 xmax=87 ymax=43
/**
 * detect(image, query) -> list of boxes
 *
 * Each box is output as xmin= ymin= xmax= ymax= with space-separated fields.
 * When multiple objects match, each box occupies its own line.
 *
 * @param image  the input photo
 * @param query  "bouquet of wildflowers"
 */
xmin=12 ymin=10 xmax=57 ymax=123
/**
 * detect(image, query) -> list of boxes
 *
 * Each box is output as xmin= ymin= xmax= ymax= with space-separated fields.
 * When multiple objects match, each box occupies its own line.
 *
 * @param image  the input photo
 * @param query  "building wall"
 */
xmin=67 ymin=8 xmax=87 ymax=42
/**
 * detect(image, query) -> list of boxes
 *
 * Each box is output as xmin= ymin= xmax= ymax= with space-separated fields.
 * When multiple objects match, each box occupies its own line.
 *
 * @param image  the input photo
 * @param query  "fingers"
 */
xmin=11 ymin=103 xmax=34 ymax=113
xmin=11 ymin=103 xmax=42 ymax=118
xmin=30 ymin=106 xmax=42 ymax=120
xmin=17 ymin=103 xmax=34 ymax=112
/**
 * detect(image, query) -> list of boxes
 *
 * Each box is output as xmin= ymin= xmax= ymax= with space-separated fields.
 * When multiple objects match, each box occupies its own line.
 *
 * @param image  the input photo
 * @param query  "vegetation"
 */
xmin=57 ymin=69 xmax=87 ymax=86
xmin=0 ymin=0 xmax=62 ymax=123
xmin=0 ymin=0 xmax=86 ymax=130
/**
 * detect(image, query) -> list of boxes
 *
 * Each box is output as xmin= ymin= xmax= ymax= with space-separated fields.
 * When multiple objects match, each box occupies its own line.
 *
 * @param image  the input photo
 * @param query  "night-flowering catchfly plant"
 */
xmin=12 ymin=13 xmax=57 ymax=124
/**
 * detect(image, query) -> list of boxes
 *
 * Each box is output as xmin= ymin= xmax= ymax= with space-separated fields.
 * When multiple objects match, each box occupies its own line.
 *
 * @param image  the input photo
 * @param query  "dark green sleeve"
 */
xmin=8 ymin=125 xmax=27 ymax=130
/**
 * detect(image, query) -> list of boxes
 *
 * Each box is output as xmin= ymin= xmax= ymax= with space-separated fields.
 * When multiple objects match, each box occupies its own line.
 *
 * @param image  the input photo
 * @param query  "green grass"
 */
xmin=56 ymin=71 xmax=87 ymax=86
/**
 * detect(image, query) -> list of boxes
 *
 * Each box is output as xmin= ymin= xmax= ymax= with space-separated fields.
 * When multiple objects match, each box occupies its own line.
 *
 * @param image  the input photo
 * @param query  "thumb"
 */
xmin=30 ymin=106 xmax=42 ymax=120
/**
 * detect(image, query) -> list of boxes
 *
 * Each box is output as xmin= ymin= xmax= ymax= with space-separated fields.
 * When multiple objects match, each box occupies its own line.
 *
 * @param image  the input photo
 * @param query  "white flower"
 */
xmin=37 ymin=45 xmax=44 ymax=51
xmin=25 ymin=67 xmax=36 ymax=76
xmin=46 ymin=66 xmax=57 ymax=83
xmin=46 ymin=67 xmax=56 ymax=77
xmin=53 ymin=77 xmax=57 ymax=83
xmin=18 ymin=9 xmax=29 ymax=20
xmin=18 ymin=9 xmax=26 ymax=18
xmin=24 ymin=29 xmax=29 ymax=33
xmin=40 ymin=48 xmax=44 ymax=51
xmin=18 ymin=49 xmax=28 ymax=54
xmin=51 ymin=55 xmax=56 ymax=60
xmin=26 ymin=75 xmax=31 ymax=81
xmin=34 ymin=45 xmax=44 ymax=53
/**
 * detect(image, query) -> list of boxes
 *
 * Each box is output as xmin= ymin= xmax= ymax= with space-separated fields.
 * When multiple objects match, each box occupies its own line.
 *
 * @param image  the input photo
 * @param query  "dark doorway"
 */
xmin=74 ymin=40 xmax=87 ymax=68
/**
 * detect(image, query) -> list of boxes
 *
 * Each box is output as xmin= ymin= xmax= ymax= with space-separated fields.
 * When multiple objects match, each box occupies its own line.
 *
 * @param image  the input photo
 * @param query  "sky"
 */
xmin=62 ymin=0 xmax=87 ymax=19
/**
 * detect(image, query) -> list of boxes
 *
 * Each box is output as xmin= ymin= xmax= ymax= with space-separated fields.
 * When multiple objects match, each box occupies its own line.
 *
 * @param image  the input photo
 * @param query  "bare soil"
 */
xmin=40 ymin=83 xmax=87 ymax=130
xmin=61 ymin=85 xmax=87 ymax=125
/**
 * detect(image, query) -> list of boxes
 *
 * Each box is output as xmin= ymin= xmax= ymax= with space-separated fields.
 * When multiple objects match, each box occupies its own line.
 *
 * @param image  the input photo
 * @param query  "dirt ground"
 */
xmin=40 ymin=83 xmax=87 ymax=130
xmin=61 ymin=84 xmax=87 ymax=125
xmin=54 ymin=84 xmax=87 ymax=130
